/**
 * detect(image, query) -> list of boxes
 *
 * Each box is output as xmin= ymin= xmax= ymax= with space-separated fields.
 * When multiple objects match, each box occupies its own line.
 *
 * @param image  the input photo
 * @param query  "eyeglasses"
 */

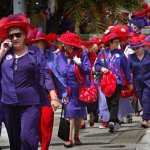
xmin=9 ymin=32 xmax=23 ymax=39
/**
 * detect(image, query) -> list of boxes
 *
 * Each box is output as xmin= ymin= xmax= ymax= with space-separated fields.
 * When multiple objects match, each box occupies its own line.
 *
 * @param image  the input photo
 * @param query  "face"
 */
xmin=133 ymin=46 xmax=144 ymax=55
xmin=32 ymin=40 xmax=46 ymax=50
xmin=64 ymin=44 xmax=73 ymax=52
xmin=8 ymin=27 xmax=26 ymax=49
xmin=109 ymin=39 xmax=120 ymax=50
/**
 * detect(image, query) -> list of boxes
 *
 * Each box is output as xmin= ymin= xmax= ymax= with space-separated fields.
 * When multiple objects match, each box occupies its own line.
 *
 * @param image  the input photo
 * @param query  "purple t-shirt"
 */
xmin=13 ymin=53 xmax=41 ymax=105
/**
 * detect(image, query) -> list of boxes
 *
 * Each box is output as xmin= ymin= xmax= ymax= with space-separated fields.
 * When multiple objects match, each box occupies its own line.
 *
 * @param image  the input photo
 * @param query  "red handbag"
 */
xmin=101 ymin=71 xmax=116 ymax=97
xmin=74 ymin=65 xmax=98 ymax=103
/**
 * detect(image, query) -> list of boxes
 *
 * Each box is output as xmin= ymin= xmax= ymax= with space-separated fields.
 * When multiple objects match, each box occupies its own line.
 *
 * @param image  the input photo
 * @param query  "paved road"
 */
xmin=0 ymin=110 xmax=150 ymax=150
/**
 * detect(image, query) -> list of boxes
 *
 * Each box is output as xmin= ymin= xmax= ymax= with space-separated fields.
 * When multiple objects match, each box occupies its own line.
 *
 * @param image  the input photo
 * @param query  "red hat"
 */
xmin=128 ymin=32 xmax=137 ymax=38
xmin=139 ymin=34 xmax=146 ymax=40
xmin=90 ymin=37 xmax=100 ymax=44
xmin=105 ymin=33 xmax=121 ymax=45
xmin=57 ymin=31 xmax=82 ymax=48
xmin=47 ymin=33 xmax=58 ymax=42
xmin=141 ymin=2 xmax=149 ymax=10
xmin=0 ymin=13 xmax=35 ymax=41
xmin=82 ymin=37 xmax=100 ymax=48
xmin=30 ymin=31 xmax=51 ymax=48
xmin=129 ymin=37 xmax=145 ymax=49
xmin=141 ymin=35 xmax=150 ymax=46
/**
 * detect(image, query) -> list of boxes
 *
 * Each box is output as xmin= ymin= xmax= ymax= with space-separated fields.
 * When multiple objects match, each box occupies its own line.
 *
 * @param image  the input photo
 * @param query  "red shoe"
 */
xmin=99 ymin=122 xmax=108 ymax=129
xmin=74 ymin=137 xmax=82 ymax=145
xmin=80 ymin=123 xmax=86 ymax=129
xmin=89 ymin=120 xmax=94 ymax=127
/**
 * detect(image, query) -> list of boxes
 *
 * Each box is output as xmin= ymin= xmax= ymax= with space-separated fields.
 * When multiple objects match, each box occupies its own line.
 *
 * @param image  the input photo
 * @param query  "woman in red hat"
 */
xmin=0 ymin=14 xmax=59 ymax=150
xmin=56 ymin=31 xmax=91 ymax=148
xmin=128 ymin=37 xmax=150 ymax=128
xmin=94 ymin=32 xmax=133 ymax=133
xmin=30 ymin=31 xmax=61 ymax=150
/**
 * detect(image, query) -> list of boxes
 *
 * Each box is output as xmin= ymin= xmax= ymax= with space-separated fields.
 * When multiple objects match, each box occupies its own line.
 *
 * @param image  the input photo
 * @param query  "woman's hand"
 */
xmin=49 ymin=90 xmax=60 ymax=111
xmin=51 ymin=99 xmax=60 ymax=111
xmin=128 ymin=83 xmax=133 ymax=91
xmin=0 ymin=39 xmax=12 ymax=52
xmin=62 ymin=97 xmax=69 ymax=105
xmin=73 ymin=55 xmax=81 ymax=66
xmin=101 ymin=67 xmax=109 ymax=74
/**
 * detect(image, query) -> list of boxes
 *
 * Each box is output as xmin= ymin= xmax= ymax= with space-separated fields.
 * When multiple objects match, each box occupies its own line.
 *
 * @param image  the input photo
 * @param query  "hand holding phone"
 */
xmin=1 ymin=39 xmax=12 ymax=52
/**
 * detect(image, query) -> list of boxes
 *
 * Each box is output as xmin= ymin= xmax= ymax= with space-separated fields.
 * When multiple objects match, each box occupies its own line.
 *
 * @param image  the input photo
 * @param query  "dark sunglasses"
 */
xmin=9 ymin=32 xmax=23 ymax=39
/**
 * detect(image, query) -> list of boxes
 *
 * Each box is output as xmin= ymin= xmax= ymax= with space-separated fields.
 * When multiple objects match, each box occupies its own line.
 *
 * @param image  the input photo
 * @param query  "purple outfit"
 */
xmin=0 ymin=45 xmax=55 ymax=150
xmin=56 ymin=50 xmax=91 ymax=119
xmin=95 ymin=49 xmax=132 ymax=123
xmin=128 ymin=51 xmax=150 ymax=120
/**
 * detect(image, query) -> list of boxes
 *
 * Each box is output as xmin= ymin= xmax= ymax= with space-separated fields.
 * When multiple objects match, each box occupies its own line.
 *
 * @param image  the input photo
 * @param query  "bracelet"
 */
xmin=51 ymin=98 xmax=59 ymax=102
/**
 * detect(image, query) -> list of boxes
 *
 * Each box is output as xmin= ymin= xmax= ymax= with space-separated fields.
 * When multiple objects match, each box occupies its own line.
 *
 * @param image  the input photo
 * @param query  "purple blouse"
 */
xmin=14 ymin=54 xmax=41 ymax=105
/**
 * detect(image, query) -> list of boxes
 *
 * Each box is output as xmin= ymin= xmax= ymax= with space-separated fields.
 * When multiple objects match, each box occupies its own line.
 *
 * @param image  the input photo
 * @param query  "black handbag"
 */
xmin=57 ymin=104 xmax=70 ymax=141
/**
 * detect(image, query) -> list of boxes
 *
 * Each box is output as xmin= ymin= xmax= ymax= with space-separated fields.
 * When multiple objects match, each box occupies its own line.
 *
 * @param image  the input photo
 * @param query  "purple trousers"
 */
xmin=137 ymin=88 xmax=150 ymax=121
xmin=2 ymin=104 xmax=41 ymax=150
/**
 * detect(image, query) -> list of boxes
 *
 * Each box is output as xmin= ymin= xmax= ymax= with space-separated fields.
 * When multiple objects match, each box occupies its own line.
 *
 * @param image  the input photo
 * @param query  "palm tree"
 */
xmin=55 ymin=0 xmax=144 ymax=34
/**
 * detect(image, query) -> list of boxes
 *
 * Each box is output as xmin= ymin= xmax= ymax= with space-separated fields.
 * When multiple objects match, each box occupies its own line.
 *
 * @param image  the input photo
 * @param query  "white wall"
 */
xmin=145 ymin=0 xmax=150 ymax=5
xmin=13 ymin=0 xmax=26 ymax=14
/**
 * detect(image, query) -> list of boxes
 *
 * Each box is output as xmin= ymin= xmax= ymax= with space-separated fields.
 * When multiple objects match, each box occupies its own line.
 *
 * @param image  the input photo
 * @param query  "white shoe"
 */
xmin=99 ymin=125 xmax=106 ymax=129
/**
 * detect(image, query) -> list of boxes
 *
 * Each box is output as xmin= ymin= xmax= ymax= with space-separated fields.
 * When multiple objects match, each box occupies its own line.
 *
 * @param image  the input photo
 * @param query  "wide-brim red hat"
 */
xmin=30 ymin=31 xmax=51 ymax=48
xmin=130 ymin=37 xmax=145 ymax=49
xmin=141 ymin=36 xmax=150 ymax=46
xmin=0 ymin=13 xmax=35 ymax=41
xmin=47 ymin=33 xmax=58 ymax=42
xmin=105 ymin=33 xmax=121 ymax=45
xmin=57 ymin=31 xmax=82 ymax=48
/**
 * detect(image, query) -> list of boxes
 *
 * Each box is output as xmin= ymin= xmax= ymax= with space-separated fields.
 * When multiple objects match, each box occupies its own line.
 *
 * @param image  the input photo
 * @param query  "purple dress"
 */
xmin=56 ymin=50 xmax=91 ymax=119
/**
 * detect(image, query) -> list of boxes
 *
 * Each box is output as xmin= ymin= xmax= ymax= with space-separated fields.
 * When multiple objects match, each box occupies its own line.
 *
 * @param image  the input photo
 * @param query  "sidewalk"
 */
xmin=0 ymin=110 xmax=150 ymax=150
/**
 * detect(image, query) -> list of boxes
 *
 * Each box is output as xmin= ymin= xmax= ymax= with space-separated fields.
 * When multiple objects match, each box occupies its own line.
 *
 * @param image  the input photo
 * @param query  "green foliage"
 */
xmin=61 ymin=0 xmax=144 ymax=33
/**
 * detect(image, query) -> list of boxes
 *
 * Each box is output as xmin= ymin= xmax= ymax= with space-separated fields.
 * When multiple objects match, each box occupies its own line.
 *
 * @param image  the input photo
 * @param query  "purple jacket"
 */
xmin=95 ymin=49 xmax=132 ymax=85
xmin=128 ymin=51 xmax=150 ymax=92
xmin=0 ymin=45 xmax=55 ymax=105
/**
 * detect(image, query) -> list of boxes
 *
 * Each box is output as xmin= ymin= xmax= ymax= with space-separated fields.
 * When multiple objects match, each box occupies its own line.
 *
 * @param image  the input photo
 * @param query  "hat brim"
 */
xmin=57 ymin=38 xmax=82 ymax=49
xmin=0 ymin=21 xmax=35 ymax=41
xmin=141 ymin=40 xmax=150 ymax=46
xmin=131 ymin=43 xmax=145 ymax=49
xmin=31 ymin=37 xmax=51 ymax=48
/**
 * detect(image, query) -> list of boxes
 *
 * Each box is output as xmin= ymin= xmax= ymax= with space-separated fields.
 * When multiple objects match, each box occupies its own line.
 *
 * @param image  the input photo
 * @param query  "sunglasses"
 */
xmin=9 ymin=32 xmax=23 ymax=39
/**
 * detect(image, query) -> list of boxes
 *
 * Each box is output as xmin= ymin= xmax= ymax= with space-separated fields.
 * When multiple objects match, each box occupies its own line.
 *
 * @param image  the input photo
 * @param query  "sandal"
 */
xmin=74 ymin=137 xmax=82 ymax=145
xmin=64 ymin=140 xmax=73 ymax=148
xmin=80 ymin=123 xmax=86 ymax=129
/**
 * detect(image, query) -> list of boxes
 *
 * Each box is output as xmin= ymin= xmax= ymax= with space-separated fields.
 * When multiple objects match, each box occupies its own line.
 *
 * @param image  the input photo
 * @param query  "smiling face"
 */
xmin=8 ymin=26 xmax=26 ymax=49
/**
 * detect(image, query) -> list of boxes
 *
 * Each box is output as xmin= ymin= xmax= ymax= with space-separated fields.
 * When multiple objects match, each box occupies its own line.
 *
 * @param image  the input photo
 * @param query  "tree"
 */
xmin=55 ymin=0 xmax=144 ymax=34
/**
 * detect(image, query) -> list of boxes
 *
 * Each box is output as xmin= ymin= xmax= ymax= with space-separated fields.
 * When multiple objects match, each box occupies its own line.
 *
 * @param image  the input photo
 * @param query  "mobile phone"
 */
xmin=7 ymin=41 xmax=12 ymax=47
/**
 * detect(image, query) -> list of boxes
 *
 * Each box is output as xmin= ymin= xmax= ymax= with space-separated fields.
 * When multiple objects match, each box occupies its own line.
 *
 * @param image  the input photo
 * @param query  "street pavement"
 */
xmin=0 ymin=109 xmax=150 ymax=150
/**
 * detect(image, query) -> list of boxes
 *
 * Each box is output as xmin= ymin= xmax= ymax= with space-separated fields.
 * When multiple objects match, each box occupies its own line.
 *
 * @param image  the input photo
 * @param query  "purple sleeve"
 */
xmin=121 ymin=53 xmax=132 ymax=83
xmin=81 ymin=51 xmax=91 ymax=74
xmin=44 ymin=63 xmax=55 ymax=91
xmin=94 ymin=52 xmax=104 ymax=72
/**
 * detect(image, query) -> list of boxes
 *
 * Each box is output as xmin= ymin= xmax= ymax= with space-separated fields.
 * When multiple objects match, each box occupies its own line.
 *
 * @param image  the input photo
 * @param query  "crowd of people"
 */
xmin=0 ymin=9 xmax=150 ymax=150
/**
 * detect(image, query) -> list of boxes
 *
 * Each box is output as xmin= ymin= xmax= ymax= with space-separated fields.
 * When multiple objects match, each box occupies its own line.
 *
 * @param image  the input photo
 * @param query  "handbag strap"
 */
xmin=61 ymin=103 xmax=65 ymax=118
